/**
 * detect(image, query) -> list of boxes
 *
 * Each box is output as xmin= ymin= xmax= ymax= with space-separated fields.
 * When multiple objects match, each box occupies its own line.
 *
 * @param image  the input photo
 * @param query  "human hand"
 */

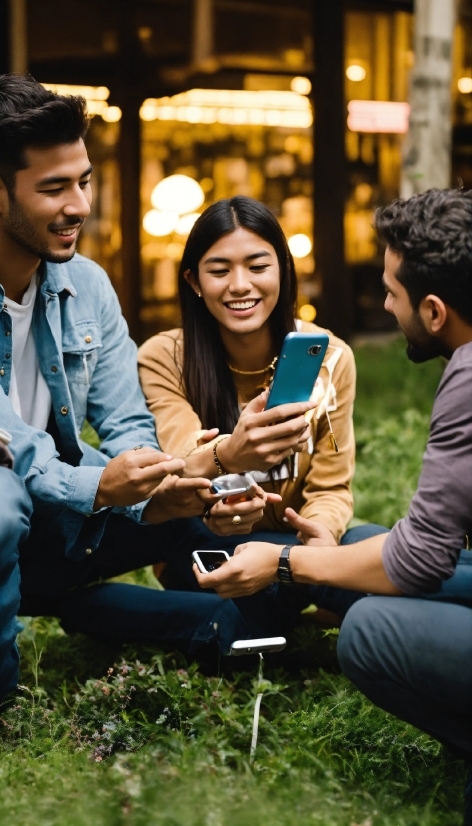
xmin=143 ymin=473 xmax=212 ymax=523
xmin=284 ymin=508 xmax=338 ymax=546
xmin=193 ymin=541 xmax=280 ymax=597
xmin=196 ymin=428 xmax=220 ymax=447
xmin=200 ymin=485 xmax=282 ymax=535
xmin=94 ymin=447 xmax=187 ymax=510
xmin=218 ymin=390 xmax=316 ymax=473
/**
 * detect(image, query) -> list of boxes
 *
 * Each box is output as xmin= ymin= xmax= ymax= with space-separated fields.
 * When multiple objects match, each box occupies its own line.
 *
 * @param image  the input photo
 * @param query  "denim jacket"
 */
xmin=0 ymin=255 xmax=159 ymax=560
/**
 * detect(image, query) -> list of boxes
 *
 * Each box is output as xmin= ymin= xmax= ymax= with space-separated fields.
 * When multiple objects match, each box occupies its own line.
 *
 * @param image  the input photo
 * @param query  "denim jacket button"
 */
xmin=60 ymin=406 xmax=69 ymax=415
xmin=5 ymin=331 xmax=10 ymax=336
xmin=84 ymin=335 xmax=92 ymax=343
xmin=85 ymin=548 xmax=93 ymax=555
xmin=51 ymin=365 xmax=58 ymax=373
xmin=0 ymin=369 xmax=4 ymax=376
xmin=5 ymin=353 xmax=10 ymax=359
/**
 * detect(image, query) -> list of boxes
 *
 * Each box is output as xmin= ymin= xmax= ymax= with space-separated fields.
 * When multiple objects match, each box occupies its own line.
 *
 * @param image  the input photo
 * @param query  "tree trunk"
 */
xmin=401 ymin=0 xmax=456 ymax=196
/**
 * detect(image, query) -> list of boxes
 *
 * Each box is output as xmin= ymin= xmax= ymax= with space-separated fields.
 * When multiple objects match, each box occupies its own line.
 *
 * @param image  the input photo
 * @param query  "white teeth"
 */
xmin=227 ymin=300 xmax=258 ymax=310
xmin=54 ymin=229 xmax=76 ymax=236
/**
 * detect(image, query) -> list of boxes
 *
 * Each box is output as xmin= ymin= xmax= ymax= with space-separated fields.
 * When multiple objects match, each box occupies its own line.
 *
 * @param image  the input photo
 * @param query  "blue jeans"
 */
xmin=0 ymin=468 xmax=32 ymax=701
xmin=338 ymin=554 xmax=472 ymax=824
xmin=159 ymin=521 xmax=390 ymax=638
xmin=16 ymin=513 xmax=254 ymax=660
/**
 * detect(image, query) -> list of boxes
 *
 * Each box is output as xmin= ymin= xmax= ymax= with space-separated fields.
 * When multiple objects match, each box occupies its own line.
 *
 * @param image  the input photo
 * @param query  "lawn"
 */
xmin=2 ymin=338 xmax=464 ymax=826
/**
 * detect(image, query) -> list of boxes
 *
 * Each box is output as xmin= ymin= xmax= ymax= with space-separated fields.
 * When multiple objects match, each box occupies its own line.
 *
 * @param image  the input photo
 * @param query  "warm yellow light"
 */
xmin=42 ymin=83 xmax=110 ymax=100
xmin=299 ymin=304 xmax=317 ymax=322
xmin=458 ymin=77 xmax=472 ymax=94
xmin=140 ymin=90 xmax=313 ymax=128
xmin=143 ymin=209 xmax=179 ymax=237
xmin=102 ymin=105 xmax=122 ymax=123
xmin=291 ymin=76 xmax=312 ymax=95
xmin=288 ymin=234 xmax=312 ymax=258
xmin=151 ymin=175 xmax=205 ymax=216
xmin=346 ymin=64 xmax=367 ymax=82
xmin=175 ymin=212 xmax=200 ymax=236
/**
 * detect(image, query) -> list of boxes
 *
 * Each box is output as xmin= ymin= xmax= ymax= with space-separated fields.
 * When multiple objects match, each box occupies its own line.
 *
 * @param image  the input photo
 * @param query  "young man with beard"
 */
xmin=195 ymin=188 xmax=472 ymax=825
xmin=0 ymin=73 xmax=278 ymax=701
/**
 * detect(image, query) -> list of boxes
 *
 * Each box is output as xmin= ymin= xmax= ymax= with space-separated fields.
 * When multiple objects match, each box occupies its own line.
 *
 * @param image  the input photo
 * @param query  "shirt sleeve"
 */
xmin=298 ymin=343 xmax=356 ymax=541
xmin=383 ymin=346 xmax=472 ymax=594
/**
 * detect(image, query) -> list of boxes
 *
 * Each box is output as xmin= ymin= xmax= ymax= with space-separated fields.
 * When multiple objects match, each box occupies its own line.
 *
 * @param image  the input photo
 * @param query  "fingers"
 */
xmin=284 ymin=507 xmax=317 ymax=536
xmin=138 ymin=457 xmax=186 ymax=483
xmin=257 ymin=399 xmax=317 ymax=426
xmin=265 ymin=492 xmax=283 ymax=504
xmin=243 ymin=390 xmax=269 ymax=415
xmin=196 ymin=428 xmax=220 ymax=446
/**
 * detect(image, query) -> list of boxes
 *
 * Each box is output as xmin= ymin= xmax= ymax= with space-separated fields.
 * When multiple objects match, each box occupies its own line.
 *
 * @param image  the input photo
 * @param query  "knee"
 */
xmin=337 ymin=597 xmax=387 ymax=685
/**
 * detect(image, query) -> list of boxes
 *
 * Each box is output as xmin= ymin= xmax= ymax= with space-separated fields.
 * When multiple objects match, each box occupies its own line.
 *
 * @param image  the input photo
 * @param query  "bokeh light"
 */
xmin=458 ymin=77 xmax=472 ymax=94
xmin=290 ymin=76 xmax=312 ymax=95
xmin=151 ymin=175 xmax=205 ymax=215
xmin=346 ymin=64 xmax=367 ymax=82
xmin=175 ymin=213 xmax=200 ymax=236
xmin=143 ymin=209 xmax=179 ymax=237
xmin=299 ymin=304 xmax=317 ymax=322
xmin=102 ymin=105 xmax=122 ymax=122
xmin=288 ymin=233 xmax=312 ymax=258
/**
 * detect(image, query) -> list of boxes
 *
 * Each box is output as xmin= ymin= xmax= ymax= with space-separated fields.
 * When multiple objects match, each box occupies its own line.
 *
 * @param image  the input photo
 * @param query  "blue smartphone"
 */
xmin=265 ymin=332 xmax=329 ymax=410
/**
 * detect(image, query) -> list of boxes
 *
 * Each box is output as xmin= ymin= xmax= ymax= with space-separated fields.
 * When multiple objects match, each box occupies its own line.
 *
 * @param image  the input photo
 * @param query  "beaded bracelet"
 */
xmin=213 ymin=436 xmax=230 ymax=475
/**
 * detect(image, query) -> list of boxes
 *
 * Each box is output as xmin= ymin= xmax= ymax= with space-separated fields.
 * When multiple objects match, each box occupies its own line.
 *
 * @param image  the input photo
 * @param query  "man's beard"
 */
xmin=402 ymin=311 xmax=451 ymax=363
xmin=5 ymin=197 xmax=82 ymax=264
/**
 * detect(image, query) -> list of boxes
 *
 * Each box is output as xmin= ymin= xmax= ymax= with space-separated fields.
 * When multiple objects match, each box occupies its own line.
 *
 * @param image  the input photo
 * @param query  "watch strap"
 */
xmin=277 ymin=544 xmax=294 ymax=583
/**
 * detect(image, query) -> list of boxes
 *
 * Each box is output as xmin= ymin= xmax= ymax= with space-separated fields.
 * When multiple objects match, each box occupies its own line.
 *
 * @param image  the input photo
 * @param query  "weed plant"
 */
xmin=1 ymin=340 xmax=464 ymax=826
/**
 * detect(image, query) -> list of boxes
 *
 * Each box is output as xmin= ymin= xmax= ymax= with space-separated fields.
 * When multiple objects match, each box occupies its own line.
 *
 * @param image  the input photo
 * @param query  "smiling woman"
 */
xmin=138 ymin=197 xmax=357 ymax=558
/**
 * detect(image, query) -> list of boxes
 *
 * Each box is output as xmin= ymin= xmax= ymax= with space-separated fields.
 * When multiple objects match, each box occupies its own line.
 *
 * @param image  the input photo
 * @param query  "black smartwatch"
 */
xmin=277 ymin=545 xmax=294 ymax=583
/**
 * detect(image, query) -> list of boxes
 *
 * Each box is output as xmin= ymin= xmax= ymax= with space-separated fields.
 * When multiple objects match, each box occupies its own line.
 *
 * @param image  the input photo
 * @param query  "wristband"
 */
xmin=277 ymin=545 xmax=294 ymax=583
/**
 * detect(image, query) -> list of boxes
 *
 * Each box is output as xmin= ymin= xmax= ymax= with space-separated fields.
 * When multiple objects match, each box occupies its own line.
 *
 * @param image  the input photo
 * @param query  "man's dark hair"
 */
xmin=375 ymin=188 xmax=472 ymax=325
xmin=0 ymin=73 xmax=89 ymax=194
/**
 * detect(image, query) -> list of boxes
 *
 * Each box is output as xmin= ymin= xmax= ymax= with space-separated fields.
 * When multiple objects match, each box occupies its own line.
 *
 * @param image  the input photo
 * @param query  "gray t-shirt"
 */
xmin=382 ymin=341 xmax=472 ymax=595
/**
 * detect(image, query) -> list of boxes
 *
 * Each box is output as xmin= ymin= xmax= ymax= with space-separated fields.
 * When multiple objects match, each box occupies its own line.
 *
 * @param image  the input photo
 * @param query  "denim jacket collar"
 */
xmin=38 ymin=260 xmax=77 ymax=298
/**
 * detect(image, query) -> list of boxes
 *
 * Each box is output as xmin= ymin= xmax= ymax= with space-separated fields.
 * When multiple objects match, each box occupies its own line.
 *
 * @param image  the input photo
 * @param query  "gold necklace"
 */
xmin=228 ymin=355 xmax=278 ymax=376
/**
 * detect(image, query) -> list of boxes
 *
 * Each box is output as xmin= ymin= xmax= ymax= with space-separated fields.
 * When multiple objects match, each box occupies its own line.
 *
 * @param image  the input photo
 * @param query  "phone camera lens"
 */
xmin=308 ymin=345 xmax=322 ymax=355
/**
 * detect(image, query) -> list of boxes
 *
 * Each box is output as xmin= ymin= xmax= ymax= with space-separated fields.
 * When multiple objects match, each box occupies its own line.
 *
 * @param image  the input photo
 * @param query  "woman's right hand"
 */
xmin=218 ymin=390 xmax=316 ymax=473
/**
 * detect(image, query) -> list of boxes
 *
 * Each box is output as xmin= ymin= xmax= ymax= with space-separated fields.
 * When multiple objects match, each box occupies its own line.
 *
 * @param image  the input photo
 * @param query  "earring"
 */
xmin=198 ymin=291 xmax=202 ymax=298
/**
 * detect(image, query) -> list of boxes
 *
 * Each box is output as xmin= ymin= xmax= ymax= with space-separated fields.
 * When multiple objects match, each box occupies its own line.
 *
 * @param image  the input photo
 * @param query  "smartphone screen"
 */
xmin=192 ymin=550 xmax=230 ymax=573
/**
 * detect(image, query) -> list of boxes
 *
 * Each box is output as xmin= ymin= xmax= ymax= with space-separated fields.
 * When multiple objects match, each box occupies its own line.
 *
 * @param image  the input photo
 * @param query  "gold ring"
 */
xmin=232 ymin=515 xmax=242 ymax=525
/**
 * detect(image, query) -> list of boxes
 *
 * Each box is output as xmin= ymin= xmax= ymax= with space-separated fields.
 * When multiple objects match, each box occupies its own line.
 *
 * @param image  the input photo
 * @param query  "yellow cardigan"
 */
xmin=138 ymin=320 xmax=356 ymax=541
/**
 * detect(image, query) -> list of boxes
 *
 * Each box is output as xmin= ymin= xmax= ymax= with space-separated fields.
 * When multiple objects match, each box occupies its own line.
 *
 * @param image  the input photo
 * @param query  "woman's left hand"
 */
xmin=199 ymin=485 xmax=282 ymax=536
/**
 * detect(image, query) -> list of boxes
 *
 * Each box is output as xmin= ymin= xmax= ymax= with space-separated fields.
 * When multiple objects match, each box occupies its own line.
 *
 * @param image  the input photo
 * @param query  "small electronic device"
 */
xmin=229 ymin=637 xmax=287 ymax=656
xmin=209 ymin=472 xmax=257 ymax=503
xmin=266 ymin=332 xmax=329 ymax=410
xmin=192 ymin=550 xmax=230 ymax=573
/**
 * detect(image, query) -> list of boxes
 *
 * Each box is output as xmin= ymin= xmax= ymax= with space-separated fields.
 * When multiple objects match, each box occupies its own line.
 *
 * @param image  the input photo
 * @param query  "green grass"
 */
xmin=3 ymin=339 xmax=464 ymax=826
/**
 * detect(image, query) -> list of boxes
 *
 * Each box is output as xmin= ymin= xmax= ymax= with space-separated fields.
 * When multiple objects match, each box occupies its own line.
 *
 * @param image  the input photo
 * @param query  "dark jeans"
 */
xmin=158 ymin=520 xmax=390 ymax=637
xmin=18 ymin=513 xmax=253 ymax=661
xmin=0 ymin=468 xmax=32 ymax=700
xmin=338 ymin=554 xmax=472 ymax=825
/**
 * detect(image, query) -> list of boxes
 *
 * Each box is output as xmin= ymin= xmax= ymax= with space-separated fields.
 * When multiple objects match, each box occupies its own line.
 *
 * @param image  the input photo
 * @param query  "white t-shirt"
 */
xmin=6 ymin=274 xmax=52 ymax=430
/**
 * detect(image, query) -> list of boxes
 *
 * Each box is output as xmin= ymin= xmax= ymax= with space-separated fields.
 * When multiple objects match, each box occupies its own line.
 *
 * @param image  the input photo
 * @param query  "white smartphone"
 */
xmin=209 ymin=472 xmax=257 ymax=503
xmin=192 ymin=550 xmax=230 ymax=573
xmin=229 ymin=637 xmax=287 ymax=656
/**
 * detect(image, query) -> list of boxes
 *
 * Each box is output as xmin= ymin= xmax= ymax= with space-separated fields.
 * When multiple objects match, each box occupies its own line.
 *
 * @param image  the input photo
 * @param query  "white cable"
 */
xmin=250 ymin=692 xmax=263 ymax=763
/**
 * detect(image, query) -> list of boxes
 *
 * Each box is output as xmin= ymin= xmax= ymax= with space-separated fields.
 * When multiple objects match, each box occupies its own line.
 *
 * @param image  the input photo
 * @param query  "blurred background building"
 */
xmin=1 ymin=0 xmax=471 ymax=342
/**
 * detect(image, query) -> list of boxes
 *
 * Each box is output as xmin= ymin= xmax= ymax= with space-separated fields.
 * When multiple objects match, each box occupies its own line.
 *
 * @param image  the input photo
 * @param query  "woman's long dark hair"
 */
xmin=179 ymin=196 xmax=298 ymax=433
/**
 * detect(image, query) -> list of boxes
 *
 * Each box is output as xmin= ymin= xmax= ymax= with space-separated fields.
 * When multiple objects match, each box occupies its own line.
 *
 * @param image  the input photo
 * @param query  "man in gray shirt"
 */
xmin=196 ymin=188 xmax=472 ymax=825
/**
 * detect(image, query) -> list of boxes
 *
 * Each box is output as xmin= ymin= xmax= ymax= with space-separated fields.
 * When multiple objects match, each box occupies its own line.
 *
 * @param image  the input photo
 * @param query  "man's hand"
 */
xmin=194 ymin=541 xmax=280 ymax=597
xmin=143 ymin=474 xmax=212 ymax=523
xmin=94 ymin=447 xmax=187 ymax=510
xmin=200 ymin=485 xmax=282 ymax=536
xmin=284 ymin=508 xmax=337 ymax=546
